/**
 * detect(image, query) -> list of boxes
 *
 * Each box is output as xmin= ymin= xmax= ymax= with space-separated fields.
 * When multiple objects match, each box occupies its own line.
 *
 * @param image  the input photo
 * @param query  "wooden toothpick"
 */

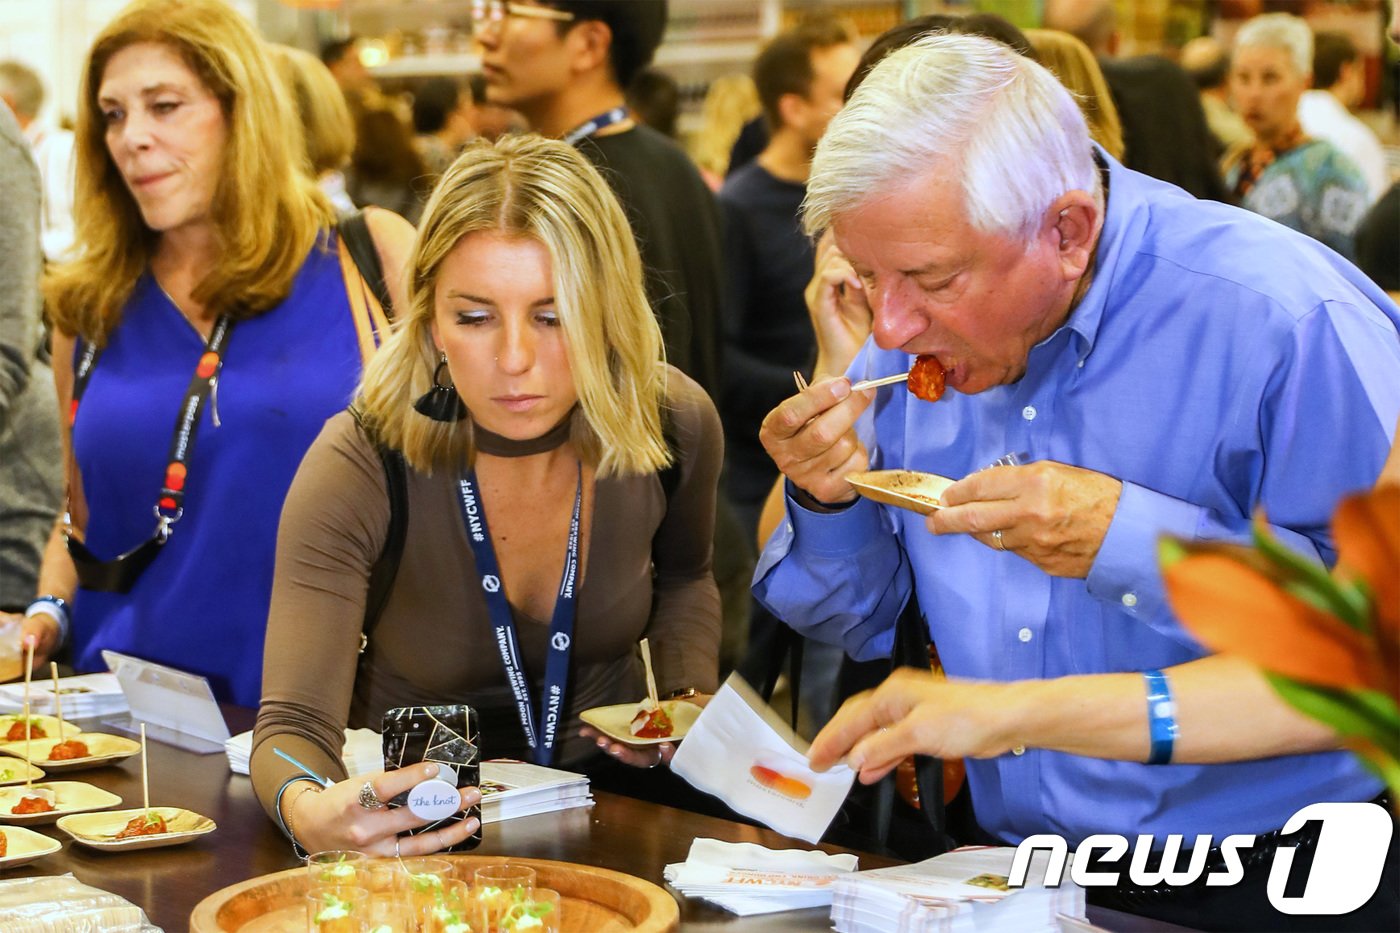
xmin=50 ymin=662 xmax=65 ymax=738
xmin=140 ymin=723 xmax=150 ymax=815
xmin=639 ymin=638 xmax=659 ymax=708
xmin=22 ymin=640 xmax=32 ymax=787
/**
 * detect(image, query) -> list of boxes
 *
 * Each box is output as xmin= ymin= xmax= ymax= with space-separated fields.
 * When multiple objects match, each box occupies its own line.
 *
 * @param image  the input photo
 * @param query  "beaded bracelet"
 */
xmin=1143 ymin=668 xmax=1178 ymax=765
xmin=276 ymin=777 xmax=324 ymax=858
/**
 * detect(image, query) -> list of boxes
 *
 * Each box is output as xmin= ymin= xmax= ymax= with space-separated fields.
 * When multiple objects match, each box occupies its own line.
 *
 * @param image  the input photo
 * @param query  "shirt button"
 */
xmin=1122 ymin=592 xmax=1138 ymax=608
xmin=1017 ymin=627 xmax=1032 ymax=643
xmin=1012 ymin=745 xmax=1026 ymax=756
xmin=1022 ymin=405 xmax=1037 ymax=421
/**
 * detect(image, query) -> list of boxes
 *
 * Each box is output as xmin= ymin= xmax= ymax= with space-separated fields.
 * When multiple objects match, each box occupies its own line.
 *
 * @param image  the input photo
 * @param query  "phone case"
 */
xmin=382 ymin=704 xmax=481 ymax=851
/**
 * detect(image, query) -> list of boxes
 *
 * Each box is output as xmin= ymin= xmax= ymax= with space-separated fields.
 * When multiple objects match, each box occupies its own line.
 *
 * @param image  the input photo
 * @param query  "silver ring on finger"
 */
xmin=357 ymin=780 xmax=386 ymax=810
xmin=991 ymin=529 xmax=1006 ymax=551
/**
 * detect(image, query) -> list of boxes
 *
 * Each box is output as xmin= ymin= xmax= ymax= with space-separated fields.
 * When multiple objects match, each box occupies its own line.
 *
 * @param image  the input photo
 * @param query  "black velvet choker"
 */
xmin=473 ymin=410 xmax=574 ymax=458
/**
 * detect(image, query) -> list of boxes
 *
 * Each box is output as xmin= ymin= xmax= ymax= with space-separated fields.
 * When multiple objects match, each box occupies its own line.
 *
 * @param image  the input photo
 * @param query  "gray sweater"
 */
xmin=0 ymin=101 xmax=61 ymax=610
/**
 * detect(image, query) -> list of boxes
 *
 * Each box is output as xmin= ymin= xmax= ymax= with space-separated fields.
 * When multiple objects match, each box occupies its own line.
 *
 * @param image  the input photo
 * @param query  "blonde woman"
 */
xmin=269 ymin=44 xmax=357 ymax=212
xmin=19 ymin=0 xmax=414 ymax=704
xmin=1026 ymin=28 xmax=1125 ymax=161
xmin=691 ymin=74 xmax=761 ymax=190
xmin=251 ymin=135 xmax=722 ymax=856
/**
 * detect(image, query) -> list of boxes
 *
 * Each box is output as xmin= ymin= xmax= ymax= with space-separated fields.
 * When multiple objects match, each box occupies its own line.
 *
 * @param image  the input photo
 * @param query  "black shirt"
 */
xmin=717 ymin=161 xmax=815 ymax=507
xmin=580 ymin=126 xmax=724 ymax=397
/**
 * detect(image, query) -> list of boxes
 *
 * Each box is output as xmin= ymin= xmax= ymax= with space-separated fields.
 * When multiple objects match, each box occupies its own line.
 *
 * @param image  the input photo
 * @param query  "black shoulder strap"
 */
xmin=352 ymin=408 xmax=408 ymax=645
xmin=339 ymin=210 xmax=393 ymax=316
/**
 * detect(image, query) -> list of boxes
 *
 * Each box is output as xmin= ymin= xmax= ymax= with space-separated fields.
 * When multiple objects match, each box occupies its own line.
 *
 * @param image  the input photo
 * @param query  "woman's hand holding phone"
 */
xmin=289 ymin=762 xmax=482 ymax=857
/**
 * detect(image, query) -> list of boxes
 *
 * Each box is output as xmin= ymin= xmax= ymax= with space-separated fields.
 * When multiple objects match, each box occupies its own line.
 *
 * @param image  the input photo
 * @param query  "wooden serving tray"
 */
xmin=190 ymin=854 xmax=679 ymax=932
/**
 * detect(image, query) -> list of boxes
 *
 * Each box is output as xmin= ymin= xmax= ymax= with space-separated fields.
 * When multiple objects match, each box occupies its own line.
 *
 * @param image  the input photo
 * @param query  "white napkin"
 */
xmin=664 ymin=838 xmax=858 ymax=916
xmin=670 ymin=673 xmax=855 ymax=844
xmin=225 ymin=728 xmax=381 ymax=777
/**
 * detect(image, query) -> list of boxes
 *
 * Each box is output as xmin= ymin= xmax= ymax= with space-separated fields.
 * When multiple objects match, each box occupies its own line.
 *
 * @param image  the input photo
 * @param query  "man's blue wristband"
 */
xmin=1143 ymin=668 xmax=1178 ymax=765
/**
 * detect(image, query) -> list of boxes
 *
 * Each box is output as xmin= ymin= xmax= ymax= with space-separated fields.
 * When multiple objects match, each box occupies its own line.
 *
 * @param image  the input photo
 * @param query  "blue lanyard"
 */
xmin=562 ymin=106 xmax=629 ymax=146
xmin=457 ymin=464 xmax=582 ymax=766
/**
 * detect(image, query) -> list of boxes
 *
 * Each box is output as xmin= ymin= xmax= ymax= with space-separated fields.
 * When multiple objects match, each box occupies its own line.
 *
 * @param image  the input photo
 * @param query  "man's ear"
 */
xmin=776 ymin=91 xmax=806 ymax=133
xmin=1048 ymin=192 xmax=1099 ymax=281
xmin=568 ymin=19 xmax=614 ymax=79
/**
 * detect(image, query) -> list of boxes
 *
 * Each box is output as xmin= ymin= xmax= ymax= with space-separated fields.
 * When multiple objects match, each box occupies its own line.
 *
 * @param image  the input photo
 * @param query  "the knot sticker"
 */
xmin=406 ymin=778 xmax=461 ymax=821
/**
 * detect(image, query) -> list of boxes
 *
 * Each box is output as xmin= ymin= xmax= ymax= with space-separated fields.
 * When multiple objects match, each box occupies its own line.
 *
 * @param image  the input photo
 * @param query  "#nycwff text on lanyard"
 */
xmin=456 ymin=466 xmax=582 ymax=767
xmin=66 ymin=316 xmax=233 ymax=593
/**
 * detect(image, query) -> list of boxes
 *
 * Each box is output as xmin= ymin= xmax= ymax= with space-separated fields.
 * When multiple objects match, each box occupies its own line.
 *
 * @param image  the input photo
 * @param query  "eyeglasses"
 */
xmin=470 ymin=0 xmax=576 ymax=33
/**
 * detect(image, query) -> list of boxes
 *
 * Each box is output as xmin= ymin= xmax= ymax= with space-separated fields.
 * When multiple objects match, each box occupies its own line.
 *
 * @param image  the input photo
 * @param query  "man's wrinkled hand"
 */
xmin=809 ymin=669 xmax=1013 ymax=784
xmin=760 ymin=377 xmax=874 ymax=507
xmin=928 ymin=460 xmax=1122 ymax=578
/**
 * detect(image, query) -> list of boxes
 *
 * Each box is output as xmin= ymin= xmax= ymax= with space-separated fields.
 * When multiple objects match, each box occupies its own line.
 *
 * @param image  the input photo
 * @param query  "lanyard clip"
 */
xmin=153 ymin=505 xmax=184 ymax=542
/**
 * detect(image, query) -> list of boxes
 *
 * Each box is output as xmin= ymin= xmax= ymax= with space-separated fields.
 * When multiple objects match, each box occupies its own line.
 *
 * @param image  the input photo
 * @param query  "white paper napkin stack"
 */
xmin=0 ymin=673 xmax=128 ymax=719
xmin=830 ymin=846 xmax=1093 ymax=933
xmin=663 ymin=838 xmax=859 ymax=916
xmin=670 ymin=673 xmax=855 ymax=843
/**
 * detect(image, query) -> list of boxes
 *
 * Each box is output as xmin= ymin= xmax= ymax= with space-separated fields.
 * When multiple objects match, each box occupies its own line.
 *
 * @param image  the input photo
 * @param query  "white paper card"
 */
xmin=671 ymin=674 xmax=854 ymax=843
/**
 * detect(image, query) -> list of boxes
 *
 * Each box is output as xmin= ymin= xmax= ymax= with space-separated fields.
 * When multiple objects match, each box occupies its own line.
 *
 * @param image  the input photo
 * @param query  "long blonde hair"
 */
xmin=269 ymin=44 xmax=355 ymax=177
xmin=1026 ymin=29 xmax=1125 ymax=161
xmin=43 ymin=0 xmax=334 ymax=342
xmin=357 ymin=135 xmax=670 ymax=478
xmin=691 ymin=74 xmax=761 ymax=178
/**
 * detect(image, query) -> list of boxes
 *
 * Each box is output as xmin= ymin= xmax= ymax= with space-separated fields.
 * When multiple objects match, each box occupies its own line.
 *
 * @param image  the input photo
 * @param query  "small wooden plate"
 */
xmin=578 ymin=701 xmax=702 ymax=747
xmin=0 ymin=825 xmax=62 ymax=869
xmin=0 ymin=732 xmax=141 ymax=771
xmin=0 ymin=714 xmax=81 ymax=745
xmin=191 ymin=855 xmax=679 ymax=932
xmin=58 ymin=806 xmax=216 ymax=852
xmin=0 ymin=761 xmax=45 ymax=786
xmin=0 ymin=781 xmax=122 ymax=824
xmin=846 ymin=469 xmax=957 ymax=515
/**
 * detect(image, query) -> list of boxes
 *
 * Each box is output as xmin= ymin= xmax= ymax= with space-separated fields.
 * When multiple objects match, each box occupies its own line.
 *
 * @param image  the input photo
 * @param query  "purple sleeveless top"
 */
xmin=71 ymin=236 xmax=363 ymax=706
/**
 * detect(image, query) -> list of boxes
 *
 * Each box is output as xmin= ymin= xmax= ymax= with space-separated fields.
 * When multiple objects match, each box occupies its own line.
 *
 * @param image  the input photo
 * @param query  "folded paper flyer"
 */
xmin=670 ymin=673 xmax=855 ymax=844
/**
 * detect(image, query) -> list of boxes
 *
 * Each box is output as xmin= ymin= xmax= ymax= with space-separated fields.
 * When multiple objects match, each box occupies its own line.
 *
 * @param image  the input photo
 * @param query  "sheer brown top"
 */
xmin=251 ymin=367 xmax=722 ymax=817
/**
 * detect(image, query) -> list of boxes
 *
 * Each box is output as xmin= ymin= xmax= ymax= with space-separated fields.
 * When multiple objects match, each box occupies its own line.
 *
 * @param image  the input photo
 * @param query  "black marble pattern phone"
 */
xmin=382 ymin=704 xmax=481 ymax=851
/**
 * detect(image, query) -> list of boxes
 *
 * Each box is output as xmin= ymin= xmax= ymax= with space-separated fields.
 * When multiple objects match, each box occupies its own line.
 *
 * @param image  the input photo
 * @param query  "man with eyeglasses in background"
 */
xmin=473 ymin=0 xmax=722 ymax=399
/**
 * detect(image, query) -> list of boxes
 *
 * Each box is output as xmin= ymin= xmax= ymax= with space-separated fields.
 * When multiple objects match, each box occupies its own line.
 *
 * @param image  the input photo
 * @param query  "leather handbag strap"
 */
xmin=337 ymin=211 xmax=392 ymax=364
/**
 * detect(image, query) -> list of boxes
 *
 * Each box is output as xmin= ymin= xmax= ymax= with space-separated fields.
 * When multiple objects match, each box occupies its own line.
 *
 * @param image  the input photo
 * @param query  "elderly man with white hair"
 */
xmin=1224 ymin=13 xmax=1370 ymax=258
xmin=754 ymin=33 xmax=1399 ymax=930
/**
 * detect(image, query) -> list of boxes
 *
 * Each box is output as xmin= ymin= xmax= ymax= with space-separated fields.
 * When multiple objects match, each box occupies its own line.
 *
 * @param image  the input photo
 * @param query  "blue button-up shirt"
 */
xmin=754 ymin=155 xmax=1400 ymax=846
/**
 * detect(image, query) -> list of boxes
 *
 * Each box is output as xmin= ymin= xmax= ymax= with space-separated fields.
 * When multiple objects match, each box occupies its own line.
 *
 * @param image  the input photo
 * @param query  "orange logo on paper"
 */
xmin=195 ymin=352 xmax=218 ymax=379
xmin=749 ymin=765 xmax=812 ymax=800
xmin=164 ymin=463 xmax=187 ymax=492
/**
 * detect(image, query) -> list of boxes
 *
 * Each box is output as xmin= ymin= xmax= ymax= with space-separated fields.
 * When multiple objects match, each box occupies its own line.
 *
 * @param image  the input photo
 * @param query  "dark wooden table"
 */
xmin=4 ymin=710 xmax=1185 ymax=931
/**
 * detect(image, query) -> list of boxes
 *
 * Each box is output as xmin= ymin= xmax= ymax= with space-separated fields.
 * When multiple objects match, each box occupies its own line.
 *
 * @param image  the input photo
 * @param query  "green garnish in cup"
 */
xmin=410 ymin=871 xmax=444 ymax=893
xmin=314 ymin=892 xmax=351 ymax=922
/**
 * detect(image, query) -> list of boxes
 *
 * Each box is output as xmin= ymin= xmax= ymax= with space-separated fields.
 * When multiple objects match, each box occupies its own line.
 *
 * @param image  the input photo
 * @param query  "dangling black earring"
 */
xmin=414 ymin=355 xmax=467 ymax=422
